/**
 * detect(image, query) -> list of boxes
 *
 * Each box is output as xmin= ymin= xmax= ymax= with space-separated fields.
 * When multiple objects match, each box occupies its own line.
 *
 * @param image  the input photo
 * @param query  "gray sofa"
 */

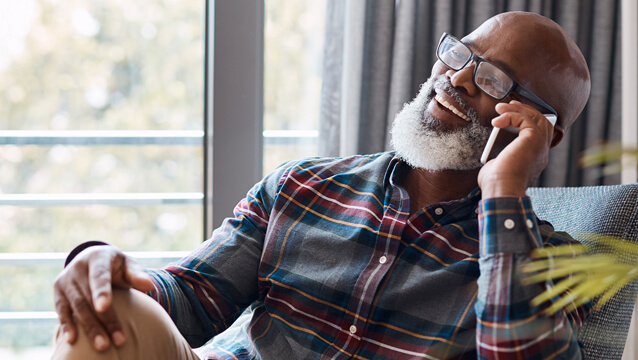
xmin=528 ymin=184 xmax=638 ymax=360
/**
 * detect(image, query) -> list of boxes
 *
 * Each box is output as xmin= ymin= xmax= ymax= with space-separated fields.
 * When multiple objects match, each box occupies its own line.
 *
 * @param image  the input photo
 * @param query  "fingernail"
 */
xmin=112 ymin=331 xmax=126 ymax=346
xmin=95 ymin=296 xmax=107 ymax=312
xmin=94 ymin=335 xmax=109 ymax=350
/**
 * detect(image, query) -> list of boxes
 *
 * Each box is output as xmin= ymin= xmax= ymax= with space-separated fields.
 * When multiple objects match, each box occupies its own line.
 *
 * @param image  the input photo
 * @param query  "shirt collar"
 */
xmin=384 ymin=153 xmax=406 ymax=188
xmin=386 ymin=153 xmax=482 ymax=207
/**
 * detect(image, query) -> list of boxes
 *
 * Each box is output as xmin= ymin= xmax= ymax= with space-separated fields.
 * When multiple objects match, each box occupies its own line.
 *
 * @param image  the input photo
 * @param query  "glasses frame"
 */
xmin=436 ymin=32 xmax=559 ymax=122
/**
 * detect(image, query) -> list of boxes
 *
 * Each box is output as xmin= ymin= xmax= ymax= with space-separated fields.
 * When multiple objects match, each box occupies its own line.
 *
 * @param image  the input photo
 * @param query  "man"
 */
xmin=52 ymin=11 xmax=591 ymax=359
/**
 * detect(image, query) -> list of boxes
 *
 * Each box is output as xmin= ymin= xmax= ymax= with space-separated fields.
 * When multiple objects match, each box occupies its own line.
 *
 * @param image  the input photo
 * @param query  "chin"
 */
xmin=390 ymin=87 xmax=490 ymax=171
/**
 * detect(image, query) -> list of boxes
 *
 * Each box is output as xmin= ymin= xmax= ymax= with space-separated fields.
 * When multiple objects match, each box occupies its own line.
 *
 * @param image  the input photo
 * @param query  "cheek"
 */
xmin=475 ymin=99 xmax=503 ymax=127
xmin=428 ymin=61 xmax=503 ymax=127
xmin=431 ymin=61 xmax=447 ymax=77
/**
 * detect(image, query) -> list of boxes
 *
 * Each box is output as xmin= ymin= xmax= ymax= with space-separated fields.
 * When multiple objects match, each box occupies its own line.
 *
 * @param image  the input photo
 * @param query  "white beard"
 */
xmin=390 ymin=77 xmax=491 ymax=171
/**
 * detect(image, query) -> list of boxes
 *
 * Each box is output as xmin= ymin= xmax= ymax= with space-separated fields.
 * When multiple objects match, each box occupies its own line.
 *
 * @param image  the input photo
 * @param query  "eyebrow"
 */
xmin=462 ymin=38 xmax=519 ymax=80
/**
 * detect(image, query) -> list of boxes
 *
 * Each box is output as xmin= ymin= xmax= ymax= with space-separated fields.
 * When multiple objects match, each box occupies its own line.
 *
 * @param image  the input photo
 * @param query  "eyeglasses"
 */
xmin=436 ymin=32 xmax=558 ymax=122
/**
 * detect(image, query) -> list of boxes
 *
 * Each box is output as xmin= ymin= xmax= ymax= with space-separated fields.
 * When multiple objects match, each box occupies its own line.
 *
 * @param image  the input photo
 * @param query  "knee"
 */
xmin=104 ymin=288 xmax=181 ymax=353
xmin=111 ymin=288 xmax=168 ymax=326
xmin=51 ymin=289 xmax=174 ymax=359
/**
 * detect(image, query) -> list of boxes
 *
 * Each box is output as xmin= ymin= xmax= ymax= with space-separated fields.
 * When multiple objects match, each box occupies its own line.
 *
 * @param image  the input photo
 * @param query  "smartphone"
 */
xmin=480 ymin=114 xmax=557 ymax=164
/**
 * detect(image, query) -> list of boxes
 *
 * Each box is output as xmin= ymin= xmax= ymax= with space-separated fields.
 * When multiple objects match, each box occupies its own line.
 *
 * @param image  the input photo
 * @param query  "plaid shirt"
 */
xmin=148 ymin=152 xmax=587 ymax=359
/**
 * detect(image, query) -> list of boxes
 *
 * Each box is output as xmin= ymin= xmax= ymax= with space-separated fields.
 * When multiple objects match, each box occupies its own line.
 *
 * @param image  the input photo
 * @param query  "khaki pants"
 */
xmin=51 ymin=289 xmax=201 ymax=360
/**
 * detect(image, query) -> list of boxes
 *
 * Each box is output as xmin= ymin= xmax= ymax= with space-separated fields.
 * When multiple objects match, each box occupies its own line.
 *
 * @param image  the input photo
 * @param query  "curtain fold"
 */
xmin=318 ymin=0 xmax=621 ymax=186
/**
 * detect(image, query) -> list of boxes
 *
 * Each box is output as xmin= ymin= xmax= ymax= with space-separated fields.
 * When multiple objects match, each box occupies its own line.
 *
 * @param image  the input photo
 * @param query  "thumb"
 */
xmin=125 ymin=259 xmax=155 ymax=293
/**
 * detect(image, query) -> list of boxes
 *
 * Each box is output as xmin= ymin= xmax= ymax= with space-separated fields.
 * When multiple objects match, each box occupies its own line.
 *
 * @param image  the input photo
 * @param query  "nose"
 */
xmin=445 ymin=63 xmax=479 ymax=97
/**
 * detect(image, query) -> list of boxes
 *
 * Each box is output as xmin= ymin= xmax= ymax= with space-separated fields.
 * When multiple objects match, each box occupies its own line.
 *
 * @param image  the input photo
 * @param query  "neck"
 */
xmin=402 ymin=167 xmax=480 ymax=214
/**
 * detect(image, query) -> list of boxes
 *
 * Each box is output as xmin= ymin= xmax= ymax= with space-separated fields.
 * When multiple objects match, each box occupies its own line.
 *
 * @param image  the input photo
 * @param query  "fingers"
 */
xmin=477 ymin=100 xmax=554 ymax=197
xmin=53 ymin=246 xmax=135 ymax=352
xmin=73 ymin=295 xmax=113 ymax=351
xmin=94 ymin=302 xmax=127 ymax=347
xmin=53 ymin=283 xmax=77 ymax=344
xmin=126 ymin=260 xmax=156 ymax=293
xmin=89 ymin=257 xmax=114 ymax=313
xmin=495 ymin=100 xmax=553 ymax=125
xmin=85 ymin=254 xmax=128 ymax=348
xmin=104 ymin=252 xmax=155 ymax=293
xmin=493 ymin=101 xmax=554 ymax=145
xmin=65 ymin=276 xmax=113 ymax=351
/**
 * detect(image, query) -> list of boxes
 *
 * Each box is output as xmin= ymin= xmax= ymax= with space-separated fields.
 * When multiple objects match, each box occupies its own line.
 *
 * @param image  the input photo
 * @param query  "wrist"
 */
xmin=479 ymin=173 xmax=527 ymax=198
xmin=480 ymin=183 xmax=527 ymax=198
xmin=481 ymin=187 xmax=527 ymax=199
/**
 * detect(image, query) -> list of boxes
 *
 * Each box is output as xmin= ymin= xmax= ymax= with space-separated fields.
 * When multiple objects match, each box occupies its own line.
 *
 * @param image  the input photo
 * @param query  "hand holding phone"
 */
xmin=480 ymin=114 xmax=557 ymax=164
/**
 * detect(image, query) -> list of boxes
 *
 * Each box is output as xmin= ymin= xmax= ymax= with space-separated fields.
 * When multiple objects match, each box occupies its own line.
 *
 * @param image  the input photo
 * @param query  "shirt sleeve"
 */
xmin=144 ymin=162 xmax=293 ymax=347
xmin=476 ymin=196 xmax=590 ymax=359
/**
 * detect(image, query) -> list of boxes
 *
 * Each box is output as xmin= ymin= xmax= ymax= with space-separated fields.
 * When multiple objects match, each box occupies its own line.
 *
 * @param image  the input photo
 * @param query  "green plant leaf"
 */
xmin=523 ymin=233 xmax=638 ymax=314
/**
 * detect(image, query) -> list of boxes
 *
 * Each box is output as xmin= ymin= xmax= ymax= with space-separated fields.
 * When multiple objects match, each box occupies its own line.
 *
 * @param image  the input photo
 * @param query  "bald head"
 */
xmin=466 ymin=11 xmax=590 ymax=130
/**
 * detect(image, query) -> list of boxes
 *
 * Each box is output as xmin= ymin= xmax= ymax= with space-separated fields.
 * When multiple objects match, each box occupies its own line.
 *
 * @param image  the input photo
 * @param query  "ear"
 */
xmin=550 ymin=125 xmax=564 ymax=148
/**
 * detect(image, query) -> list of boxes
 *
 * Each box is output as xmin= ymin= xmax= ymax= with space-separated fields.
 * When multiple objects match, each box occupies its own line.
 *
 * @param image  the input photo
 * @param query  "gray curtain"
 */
xmin=318 ymin=0 xmax=621 ymax=187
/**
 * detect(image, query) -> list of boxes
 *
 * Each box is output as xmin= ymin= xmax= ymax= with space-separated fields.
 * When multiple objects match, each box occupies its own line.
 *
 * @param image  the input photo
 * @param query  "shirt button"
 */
xmin=526 ymin=219 xmax=534 ymax=228
xmin=379 ymin=255 xmax=387 ymax=264
xmin=349 ymin=325 xmax=357 ymax=334
xmin=504 ymin=219 xmax=515 ymax=229
xmin=435 ymin=208 xmax=443 ymax=215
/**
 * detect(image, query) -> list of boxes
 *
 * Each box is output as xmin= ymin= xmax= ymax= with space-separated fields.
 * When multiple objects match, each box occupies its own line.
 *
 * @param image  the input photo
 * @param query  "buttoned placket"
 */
xmin=332 ymin=165 xmax=409 ymax=358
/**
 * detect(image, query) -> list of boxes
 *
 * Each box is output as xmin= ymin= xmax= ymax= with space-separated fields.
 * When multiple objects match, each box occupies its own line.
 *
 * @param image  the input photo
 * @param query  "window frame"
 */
xmin=205 ymin=0 xmax=264 ymax=236
xmin=0 ymin=0 xmax=265 ymax=334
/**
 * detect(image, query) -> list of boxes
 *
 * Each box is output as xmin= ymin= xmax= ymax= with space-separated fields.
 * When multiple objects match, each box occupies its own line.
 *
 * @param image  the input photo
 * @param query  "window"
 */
xmin=263 ymin=0 xmax=325 ymax=175
xmin=0 ymin=1 xmax=325 ymax=357
xmin=0 ymin=0 xmax=204 ymax=356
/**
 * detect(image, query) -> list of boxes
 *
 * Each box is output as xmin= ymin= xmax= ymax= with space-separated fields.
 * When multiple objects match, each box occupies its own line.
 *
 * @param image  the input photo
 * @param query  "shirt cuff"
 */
xmin=478 ymin=196 xmax=542 ymax=256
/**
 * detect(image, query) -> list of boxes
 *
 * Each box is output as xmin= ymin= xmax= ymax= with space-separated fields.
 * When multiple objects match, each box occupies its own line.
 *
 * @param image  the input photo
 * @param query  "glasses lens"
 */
xmin=438 ymin=36 xmax=471 ymax=70
xmin=475 ymin=61 xmax=514 ymax=99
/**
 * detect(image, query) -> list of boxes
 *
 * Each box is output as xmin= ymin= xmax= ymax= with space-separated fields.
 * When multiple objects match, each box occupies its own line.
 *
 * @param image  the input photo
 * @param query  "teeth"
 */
xmin=435 ymin=94 xmax=470 ymax=121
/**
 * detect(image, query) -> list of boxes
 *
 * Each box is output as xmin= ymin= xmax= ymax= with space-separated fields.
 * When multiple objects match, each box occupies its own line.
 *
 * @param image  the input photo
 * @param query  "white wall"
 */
xmin=621 ymin=0 xmax=638 ymax=184
xmin=621 ymin=0 xmax=638 ymax=358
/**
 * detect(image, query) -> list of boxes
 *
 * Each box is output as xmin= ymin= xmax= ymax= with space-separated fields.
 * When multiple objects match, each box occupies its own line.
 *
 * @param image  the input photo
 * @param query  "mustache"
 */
xmin=428 ymin=76 xmax=479 ymax=123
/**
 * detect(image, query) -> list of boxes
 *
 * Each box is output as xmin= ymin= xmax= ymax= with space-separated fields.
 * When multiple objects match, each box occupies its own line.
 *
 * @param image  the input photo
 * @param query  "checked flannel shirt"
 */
xmin=148 ymin=152 xmax=588 ymax=359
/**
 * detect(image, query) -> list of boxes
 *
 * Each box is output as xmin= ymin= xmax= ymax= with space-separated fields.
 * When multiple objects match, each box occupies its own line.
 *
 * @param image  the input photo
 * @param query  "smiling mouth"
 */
xmin=434 ymin=93 xmax=470 ymax=122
